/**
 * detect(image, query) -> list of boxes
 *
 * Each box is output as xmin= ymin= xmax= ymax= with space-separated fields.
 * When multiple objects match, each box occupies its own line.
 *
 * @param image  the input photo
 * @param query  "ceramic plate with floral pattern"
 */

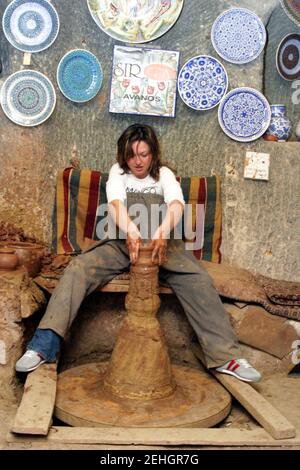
xmin=0 ymin=70 xmax=56 ymax=126
xmin=2 ymin=0 xmax=59 ymax=53
xmin=177 ymin=55 xmax=228 ymax=111
xmin=218 ymin=87 xmax=271 ymax=142
xmin=57 ymin=49 xmax=103 ymax=102
xmin=87 ymin=0 xmax=184 ymax=43
xmin=211 ymin=8 xmax=266 ymax=64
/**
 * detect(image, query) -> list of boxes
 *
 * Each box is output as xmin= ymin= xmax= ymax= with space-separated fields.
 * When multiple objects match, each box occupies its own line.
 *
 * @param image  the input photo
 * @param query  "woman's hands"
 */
xmin=108 ymin=200 xmax=141 ymax=264
xmin=150 ymin=238 xmax=167 ymax=265
xmin=149 ymin=200 xmax=183 ymax=265
xmin=150 ymin=229 xmax=168 ymax=265
xmin=126 ymin=227 xmax=141 ymax=264
xmin=126 ymin=228 xmax=167 ymax=265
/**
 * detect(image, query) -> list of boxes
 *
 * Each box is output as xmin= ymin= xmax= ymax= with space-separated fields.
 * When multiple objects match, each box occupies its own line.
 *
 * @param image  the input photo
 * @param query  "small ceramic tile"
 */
xmin=244 ymin=151 xmax=270 ymax=181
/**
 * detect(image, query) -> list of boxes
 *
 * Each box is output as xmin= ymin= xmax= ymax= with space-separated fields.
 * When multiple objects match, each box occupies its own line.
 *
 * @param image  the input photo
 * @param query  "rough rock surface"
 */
xmin=224 ymin=303 xmax=300 ymax=359
xmin=0 ymin=270 xmax=46 ymax=398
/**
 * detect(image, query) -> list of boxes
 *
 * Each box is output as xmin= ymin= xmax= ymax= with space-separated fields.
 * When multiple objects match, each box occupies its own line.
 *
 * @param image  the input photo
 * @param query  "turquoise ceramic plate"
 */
xmin=57 ymin=49 xmax=103 ymax=103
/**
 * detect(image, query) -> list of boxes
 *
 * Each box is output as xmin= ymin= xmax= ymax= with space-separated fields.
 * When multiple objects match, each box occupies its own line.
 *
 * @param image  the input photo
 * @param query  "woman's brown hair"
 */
xmin=117 ymin=124 xmax=163 ymax=181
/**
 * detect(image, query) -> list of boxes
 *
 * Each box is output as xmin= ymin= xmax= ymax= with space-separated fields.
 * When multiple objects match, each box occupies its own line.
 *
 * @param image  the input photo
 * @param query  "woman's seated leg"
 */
xmin=16 ymin=241 xmax=130 ymax=372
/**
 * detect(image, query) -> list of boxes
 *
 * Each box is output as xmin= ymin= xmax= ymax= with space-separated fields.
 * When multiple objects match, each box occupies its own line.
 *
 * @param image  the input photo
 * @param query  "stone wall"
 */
xmin=0 ymin=0 xmax=299 ymax=280
xmin=0 ymin=270 xmax=46 ymax=398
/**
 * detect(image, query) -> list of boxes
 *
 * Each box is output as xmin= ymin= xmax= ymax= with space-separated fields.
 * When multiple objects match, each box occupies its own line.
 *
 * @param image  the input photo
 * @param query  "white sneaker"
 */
xmin=15 ymin=350 xmax=46 ymax=373
xmin=215 ymin=358 xmax=262 ymax=383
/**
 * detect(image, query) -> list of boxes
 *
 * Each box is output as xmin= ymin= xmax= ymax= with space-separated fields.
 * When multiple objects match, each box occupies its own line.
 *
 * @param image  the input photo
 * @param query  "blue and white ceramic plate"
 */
xmin=276 ymin=33 xmax=300 ymax=80
xmin=57 ymin=49 xmax=103 ymax=103
xmin=0 ymin=70 xmax=56 ymax=126
xmin=218 ymin=88 xmax=271 ymax=142
xmin=177 ymin=55 xmax=228 ymax=111
xmin=211 ymin=8 xmax=266 ymax=64
xmin=2 ymin=0 xmax=59 ymax=53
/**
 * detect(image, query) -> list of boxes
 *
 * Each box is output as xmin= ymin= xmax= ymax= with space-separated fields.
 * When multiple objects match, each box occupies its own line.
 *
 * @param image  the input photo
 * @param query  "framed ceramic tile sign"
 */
xmin=109 ymin=45 xmax=180 ymax=117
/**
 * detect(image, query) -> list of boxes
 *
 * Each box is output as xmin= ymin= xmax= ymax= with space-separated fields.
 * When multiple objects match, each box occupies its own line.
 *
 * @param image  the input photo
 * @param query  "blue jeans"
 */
xmin=27 ymin=328 xmax=62 ymax=362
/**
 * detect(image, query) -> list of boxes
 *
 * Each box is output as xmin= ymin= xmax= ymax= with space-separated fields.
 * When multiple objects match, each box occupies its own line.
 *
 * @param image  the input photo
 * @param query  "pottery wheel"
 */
xmin=55 ymin=362 xmax=231 ymax=428
xmin=55 ymin=245 xmax=231 ymax=428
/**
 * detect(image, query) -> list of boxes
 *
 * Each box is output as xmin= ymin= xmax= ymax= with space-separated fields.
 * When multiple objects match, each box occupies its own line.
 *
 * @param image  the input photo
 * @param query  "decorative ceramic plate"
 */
xmin=280 ymin=0 xmax=300 ymax=26
xmin=87 ymin=0 xmax=184 ymax=43
xmin=177 ymin=55 xmax=228 ymax=111
xmin=218 ymin=87 xmax=271 ymax=142
xmin=57 ymin=49 xmax=103 ymax=103
xmin=276 ymin=33 xmax=300 ymax=80
xmin=2 ymin=0 xmax=59 ymax=53
xmin=0 ymin=70 xmax=56 ymax=126
xmin=211 ymin=8 xmax=266 ymax=64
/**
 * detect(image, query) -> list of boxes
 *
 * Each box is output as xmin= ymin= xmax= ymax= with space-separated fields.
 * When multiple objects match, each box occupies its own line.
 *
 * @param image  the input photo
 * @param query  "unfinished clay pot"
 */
xmin=0 ymin=248 xmax=18 ymax=271
xmin=3 ymin=242 xmax=43 ymax=277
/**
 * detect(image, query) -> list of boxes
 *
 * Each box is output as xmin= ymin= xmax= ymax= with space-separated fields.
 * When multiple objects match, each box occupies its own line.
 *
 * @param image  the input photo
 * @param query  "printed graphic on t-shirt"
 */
xmin=126 ymin=185 xmax=157 ymax=194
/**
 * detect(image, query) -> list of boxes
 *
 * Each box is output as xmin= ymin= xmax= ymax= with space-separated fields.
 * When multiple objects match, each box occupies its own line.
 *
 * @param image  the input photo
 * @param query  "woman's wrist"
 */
xmin=127 ymin=222 xmax=141 ymax=239
xmin=153 ymin=226 xmax=168 ymax=240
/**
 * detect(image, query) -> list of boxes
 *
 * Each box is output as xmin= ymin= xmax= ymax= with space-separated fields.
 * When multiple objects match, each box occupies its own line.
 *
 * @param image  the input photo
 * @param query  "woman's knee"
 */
xmin=64 ymin=255 xmax=88 ymax=276
xmin=183 ymin=272 xmax=214 ymax=289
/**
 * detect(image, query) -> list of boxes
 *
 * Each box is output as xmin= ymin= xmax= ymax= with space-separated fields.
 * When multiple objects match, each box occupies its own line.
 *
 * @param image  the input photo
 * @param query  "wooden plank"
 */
xmin=191 ymin=342 xmax=296 ymax=440
xmin=98 ymin=280 xmax=173 ymax=294
xmin=99 ymin=283 xmax=129 ymax=293
xmin=212 ymin=371 xmax=296 ymax=440
xmin=11 ymin=364 xmax=57 ymax=435
xmin=6 ymin=426 xmax=300 ymax=446
xmin=34 ymin=276 xmax=173 ymax=294
xmin=103 ymin=279 xmax=130 ymax=285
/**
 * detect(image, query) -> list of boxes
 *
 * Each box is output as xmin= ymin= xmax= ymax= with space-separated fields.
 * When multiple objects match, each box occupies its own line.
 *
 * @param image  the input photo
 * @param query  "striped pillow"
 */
xmin=52 ymin=168 xmax=222 ymax=263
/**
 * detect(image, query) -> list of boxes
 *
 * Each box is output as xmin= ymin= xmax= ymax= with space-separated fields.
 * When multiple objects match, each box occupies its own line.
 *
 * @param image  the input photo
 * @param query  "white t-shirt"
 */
xmin=106 ymin=163 xmax=185 ymax=206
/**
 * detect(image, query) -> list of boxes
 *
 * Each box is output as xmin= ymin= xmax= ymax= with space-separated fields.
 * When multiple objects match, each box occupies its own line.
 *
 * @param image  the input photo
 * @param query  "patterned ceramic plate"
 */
xmin=218 ymin=87 xmax=271 ymax=142
xmin=0 ymin=70 xmax=56 ymax=126
xmin=280 ymin=0 xmax=300 ymax=26
xmin=2 ymin=0 xmax=59 ymax=53
xmin=177 ymin=55 xmax=228 ymax=111
xmin=211 ymin=8 xmax=266 ymax=64
xmin=87 ymin=0 xmax=184 ymax=43
xmin=57 ymin=49 xmax=103 ymax=103
xmin=276 ymin=33 xmax=300 ymax=80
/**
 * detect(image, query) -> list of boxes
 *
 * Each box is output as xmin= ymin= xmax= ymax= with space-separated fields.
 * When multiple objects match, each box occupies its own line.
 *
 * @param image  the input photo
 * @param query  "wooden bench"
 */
xmin=34 ymin=270 xmax=174 ymax=295
xmin=97 ymin=272 xmax=173 ymax=294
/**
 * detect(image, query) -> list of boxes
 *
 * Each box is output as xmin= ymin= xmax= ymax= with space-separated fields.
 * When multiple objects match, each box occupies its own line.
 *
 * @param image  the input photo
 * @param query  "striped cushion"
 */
xmin=52 ymin=167 xmax=222 ymax=263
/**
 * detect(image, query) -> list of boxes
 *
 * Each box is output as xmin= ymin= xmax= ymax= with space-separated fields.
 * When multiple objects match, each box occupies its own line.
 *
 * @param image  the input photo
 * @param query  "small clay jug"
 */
xmin=0 ymin=248 xmax=18 ymax=271
xmin=4 ymin=242 xmax=43 ymax=277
